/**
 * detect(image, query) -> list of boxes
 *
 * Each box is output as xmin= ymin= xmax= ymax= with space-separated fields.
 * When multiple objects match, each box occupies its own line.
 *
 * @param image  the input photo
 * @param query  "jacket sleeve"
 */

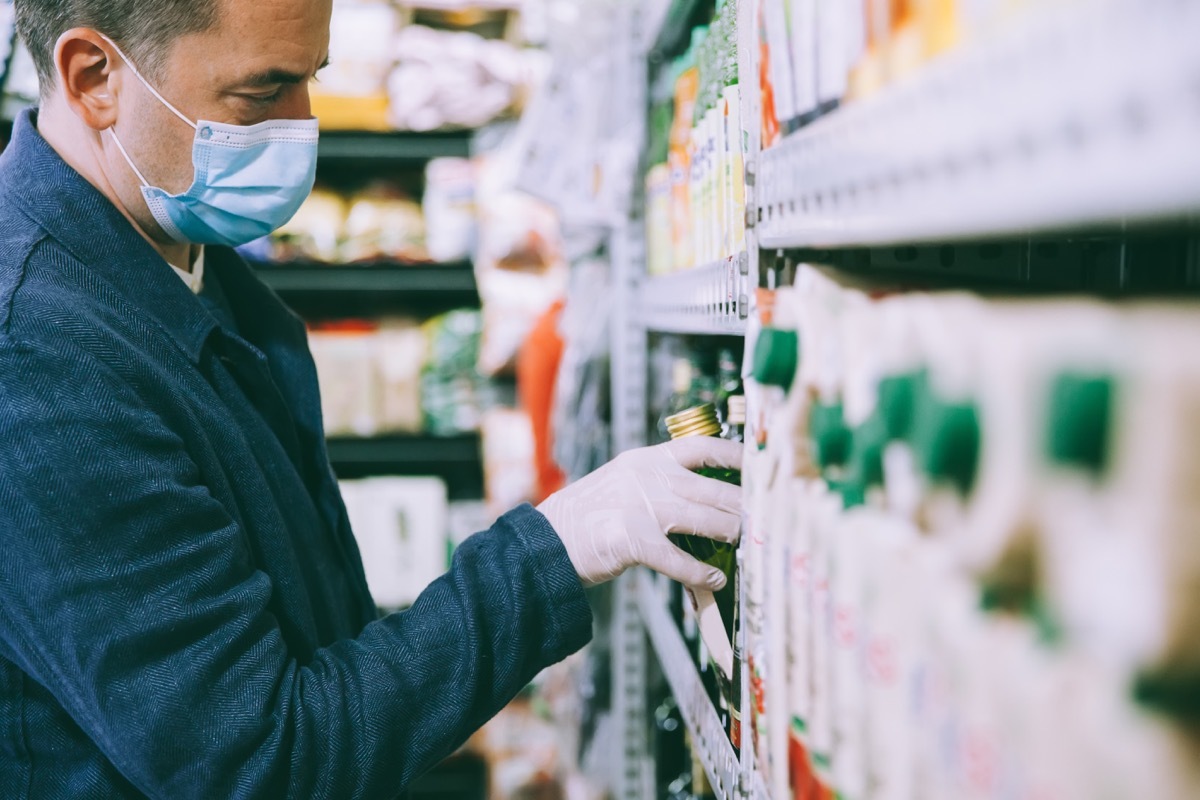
xmin=0 ymin=337 xmax=593 ymax=800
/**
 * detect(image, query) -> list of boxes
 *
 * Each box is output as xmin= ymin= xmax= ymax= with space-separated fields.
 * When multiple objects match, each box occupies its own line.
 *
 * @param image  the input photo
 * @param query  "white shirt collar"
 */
xmin=169 ymin=247 xmax=205 ymax=294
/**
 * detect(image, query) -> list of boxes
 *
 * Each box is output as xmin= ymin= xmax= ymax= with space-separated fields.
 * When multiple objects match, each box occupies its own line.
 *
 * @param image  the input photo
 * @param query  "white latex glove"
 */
xmin=537 ymin=438 xmax=743 ymax=589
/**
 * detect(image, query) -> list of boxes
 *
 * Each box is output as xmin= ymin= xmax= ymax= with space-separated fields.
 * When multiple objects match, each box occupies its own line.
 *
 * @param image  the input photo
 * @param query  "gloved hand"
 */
xmin=537 ymin=438 xmax=743 ymax=589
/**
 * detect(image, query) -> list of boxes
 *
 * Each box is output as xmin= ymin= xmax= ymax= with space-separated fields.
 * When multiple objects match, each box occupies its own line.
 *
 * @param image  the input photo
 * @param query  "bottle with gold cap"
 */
xmin=665 ymin=402 xmax=741 ymax=749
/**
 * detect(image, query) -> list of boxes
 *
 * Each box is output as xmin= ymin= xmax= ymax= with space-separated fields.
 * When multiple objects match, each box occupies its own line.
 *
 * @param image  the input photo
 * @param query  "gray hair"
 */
xmin=15 ymin=0 xmax=220 ymax=95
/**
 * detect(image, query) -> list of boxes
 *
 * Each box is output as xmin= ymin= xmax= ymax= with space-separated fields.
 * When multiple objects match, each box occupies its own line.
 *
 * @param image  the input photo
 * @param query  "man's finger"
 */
xmin=640 ymin=541 xmax=728 ymax=591
xmin=663 ymin=468 xmax=742 ymax=514
xmin=655 ymin=497 xmax=741 ymax=544
xmin=660 ymin=436 xmax=744 ymax=472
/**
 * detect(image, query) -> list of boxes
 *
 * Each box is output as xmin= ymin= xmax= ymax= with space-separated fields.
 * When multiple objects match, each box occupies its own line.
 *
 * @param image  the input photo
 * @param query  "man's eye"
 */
xmin=241 ymin=90 xmax=282 ymax=105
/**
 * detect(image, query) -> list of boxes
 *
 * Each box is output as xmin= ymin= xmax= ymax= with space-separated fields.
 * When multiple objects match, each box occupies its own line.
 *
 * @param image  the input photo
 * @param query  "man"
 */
xmin=0 ymin=0 xmax=742 ymax=797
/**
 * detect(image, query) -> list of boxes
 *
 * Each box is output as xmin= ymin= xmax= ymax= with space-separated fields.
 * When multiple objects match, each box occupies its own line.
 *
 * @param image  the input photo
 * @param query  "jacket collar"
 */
xmin=0 ymin=108 xmax=218 ymax=363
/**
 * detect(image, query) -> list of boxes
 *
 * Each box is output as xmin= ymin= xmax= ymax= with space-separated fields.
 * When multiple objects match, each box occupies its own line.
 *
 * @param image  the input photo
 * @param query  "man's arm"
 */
xmin=0 ymin=336 xmax=592 ymax=800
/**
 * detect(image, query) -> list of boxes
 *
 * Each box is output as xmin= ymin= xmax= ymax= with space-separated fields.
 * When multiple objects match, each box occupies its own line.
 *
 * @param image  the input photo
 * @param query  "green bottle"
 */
xmin=665 ymin=403 xmax=740 ymax=736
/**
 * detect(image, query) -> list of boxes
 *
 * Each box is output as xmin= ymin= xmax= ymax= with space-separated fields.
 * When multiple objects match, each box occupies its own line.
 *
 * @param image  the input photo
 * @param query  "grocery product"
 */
xmin=424 ymin=157 xmax=478 ymax=263
xmin=340 ymin=476 xmax=449 ymax=610
xmin=647 ymin=1 xmax=747 ymax=275
xmin=665 ymin=403 xmax=740 ymax=687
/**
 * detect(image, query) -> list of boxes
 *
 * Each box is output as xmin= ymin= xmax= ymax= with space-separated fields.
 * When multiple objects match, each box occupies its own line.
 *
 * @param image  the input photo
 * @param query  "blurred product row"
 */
xmin=731 ymin=264 xmax=1200 ymax=800
xmin=309 ymin=310 xmax=501 ymax=439
xmin=646 ymin=0 xmax=746 ymax=276
xmin=756 ymin=0 xmax=1036 ymax=144
xmin=644 ymin=0 xmax=1124 ymax=279
xmin=242 ymin=157 xmax=477 ymax=266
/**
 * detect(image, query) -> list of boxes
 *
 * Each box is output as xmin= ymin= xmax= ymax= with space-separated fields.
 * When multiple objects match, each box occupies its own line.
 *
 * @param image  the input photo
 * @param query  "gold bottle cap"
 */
xmin=666 ymin=403 xmax=723 ymax=439
xmin=726 ymin=395 xmax=747 ymax=426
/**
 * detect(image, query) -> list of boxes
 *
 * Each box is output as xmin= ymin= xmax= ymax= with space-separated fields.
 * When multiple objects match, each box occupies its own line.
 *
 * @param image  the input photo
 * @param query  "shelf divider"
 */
xmin=635 ymin=569 xmax=740 ymax=800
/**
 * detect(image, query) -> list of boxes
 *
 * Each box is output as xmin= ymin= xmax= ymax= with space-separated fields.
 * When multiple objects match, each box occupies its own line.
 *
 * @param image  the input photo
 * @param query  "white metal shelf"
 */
xmin=635 ymin=569 xmax=741 ymax=800
xmin=758 ymin=0 xmax=1200 ymax=249
xmin=637 ymin=254 xmax=751 ymax=336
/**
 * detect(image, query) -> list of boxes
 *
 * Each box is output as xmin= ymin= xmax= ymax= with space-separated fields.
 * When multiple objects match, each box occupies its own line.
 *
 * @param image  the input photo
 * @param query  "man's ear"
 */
xmin=53 ymin=29 xmax=123 ymax=131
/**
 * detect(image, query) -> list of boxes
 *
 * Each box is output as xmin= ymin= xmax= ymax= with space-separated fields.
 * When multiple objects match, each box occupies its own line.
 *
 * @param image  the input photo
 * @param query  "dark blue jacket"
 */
xmin=0 ymin=109 xmax=592 ymax=799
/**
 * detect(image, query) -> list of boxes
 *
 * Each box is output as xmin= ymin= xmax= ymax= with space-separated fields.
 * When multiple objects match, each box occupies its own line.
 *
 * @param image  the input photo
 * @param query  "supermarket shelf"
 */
xmin=410 ymin=753 xmax=487 ymax=800
xmin=254 ymin=261 xmax=477 ymax=295
xmin=317 ymin=130 xmax=472 ymax=163
xmin=253 ymin=261 xmax=480 ymax=319
xmin=636 ymin=569 xmax=739 ymax=800
xmin=757 ymin=0 xmax=1200 ymax=249
xmin=637 ymin=254 xmax=750 ymax=335
xmin=326 ymin=434 xmax=484 ymax=499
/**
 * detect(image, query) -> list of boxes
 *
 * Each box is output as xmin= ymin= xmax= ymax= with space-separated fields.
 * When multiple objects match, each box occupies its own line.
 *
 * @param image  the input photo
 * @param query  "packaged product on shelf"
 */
xmin=310 ymin=0 xmax=399 ymax=131
xmin=849 ymin=0 xmax=891 ymax=99
xmin=952 ymin=300 xmax=1116 ymax=617
xmin=723 ymin=81 xmax=747 ymax=257
xmin=388 ymin=25 xmax=534 ymax=131
xmin=887 ymin=0 xmax=926 ymax=81
xmin=309 ymin=321 xmax=382 ymax=438
xmin=423 ymin=157 xmax=478 ymax=263
xmin=806 ymin=481 xmax=843 ymax=797
xmin=783 ymin=479 xmax=817 ymax=799
xmin=342 ymin=184 xmax=428 ymax=263
xmin=474 ymin=190 xmax=567 ymax=376
xmin=266 ymin=188 xmax=348 ymax=264
xmin=788 ymin=0 xmax=819 ymax=125
xmin=646 ymin=163 xmax=674 ymax=277
xmin=663 ymin=403 xmax=739 ymax=692
xmin=860 ymin=513 xmax=922 ymax=800
xmin=744 ymin=288 xmax=804 ymax=794
xmin=340 ymin=476 xmax=449 ymax=609
xmin=719 ymin=0 xmax=747 ymax=259
xmin=670 ymin=50 xmax=699 ymax=272
xmin=760 ymin=0 xmax=797 ymax=145
xmin=1037 ymin=308 xmax=1200 ymax=719
xmin=481 ymin=408 xmax=536 ymax=517
xmin=376 ymin=319 xmax=428 ymax=434
xmin=814 ymin=0 xmax=858 ymax=114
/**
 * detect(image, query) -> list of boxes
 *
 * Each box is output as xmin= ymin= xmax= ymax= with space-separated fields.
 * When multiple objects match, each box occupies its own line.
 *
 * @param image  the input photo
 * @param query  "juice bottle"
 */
xmin=670 ymin=44 xmax=699 ymax=271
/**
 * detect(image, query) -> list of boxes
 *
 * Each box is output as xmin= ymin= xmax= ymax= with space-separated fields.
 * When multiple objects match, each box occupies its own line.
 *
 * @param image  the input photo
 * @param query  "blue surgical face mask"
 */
xmin=104 ymin=39 xmax=320 ymax=248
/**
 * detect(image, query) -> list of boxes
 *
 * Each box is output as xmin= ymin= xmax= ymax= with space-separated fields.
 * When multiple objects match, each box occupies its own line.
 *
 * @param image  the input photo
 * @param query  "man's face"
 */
xmin=108 ymin=0 xmax=332 ymax=199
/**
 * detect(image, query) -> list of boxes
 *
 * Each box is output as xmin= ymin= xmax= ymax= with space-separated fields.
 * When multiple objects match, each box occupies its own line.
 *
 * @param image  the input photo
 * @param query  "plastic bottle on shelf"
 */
xmin=646 ymin=163 xmax=674 ymax=277
xmin=745 ymin=286 xmax=804 ymax=798
xmin=789 ymin=0 xmax=820 ymax=127
xmin=720 ymin=1 xmax=747 ymax=258
xmin=727 ymin=395 xmax=747 ymax=755
xmin=848 ymin=0 xmax=891 ymax=100
xmin=670 ymin=41 xmax=700 ymax=272
xmin=759 ymin=0 xmax=795 ymax=147
xmin=1032 ymin=306 xmax=1200 ymax=799
xmin=814 ymin=0 xmax=851 ymax=115
xmin=794 ymin=269 xmax=853 ymax=800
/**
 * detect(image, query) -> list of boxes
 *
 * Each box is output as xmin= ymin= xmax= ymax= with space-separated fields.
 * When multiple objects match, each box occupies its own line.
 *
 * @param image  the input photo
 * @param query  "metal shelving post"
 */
xmin=611 ymin=1 xmax=652 ymax=798
xmin=615 ymin=0 xmax=769 ymax=797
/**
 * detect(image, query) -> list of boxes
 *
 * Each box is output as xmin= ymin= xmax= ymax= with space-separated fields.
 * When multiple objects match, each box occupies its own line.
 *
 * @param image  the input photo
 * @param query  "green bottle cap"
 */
xmin=1045 ymin=373 xmax=1113 ymax=475
xmin=878 ymin=371 xmax=927 ymax=441
xmin=809 ymin=402 xmax=852 ymax=471
xmin=752 ymin=328 xmax=799 ymax=389
xmin=915 ymin=395 xmax=981 ymax=496
xmin=1132 ymin=667 xmax=1200 ymax=720
xmin=848 ymin=412 xmax=889 ymax=489
xmin=839 ymin=482 xmax=867 ymax=510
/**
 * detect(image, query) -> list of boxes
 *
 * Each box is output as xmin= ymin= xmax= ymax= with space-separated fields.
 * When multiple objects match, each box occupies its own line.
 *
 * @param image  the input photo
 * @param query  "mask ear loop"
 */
xmin=107 ymin=127 xmax=152 ymax=188
xmin=100 ymin=35 xmax=197 ymax=131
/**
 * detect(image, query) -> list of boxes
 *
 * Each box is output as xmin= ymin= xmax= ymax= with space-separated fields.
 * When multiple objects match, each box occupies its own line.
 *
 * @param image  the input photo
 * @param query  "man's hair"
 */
xmin=14 ymin=0 xmax=219 ymax=95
